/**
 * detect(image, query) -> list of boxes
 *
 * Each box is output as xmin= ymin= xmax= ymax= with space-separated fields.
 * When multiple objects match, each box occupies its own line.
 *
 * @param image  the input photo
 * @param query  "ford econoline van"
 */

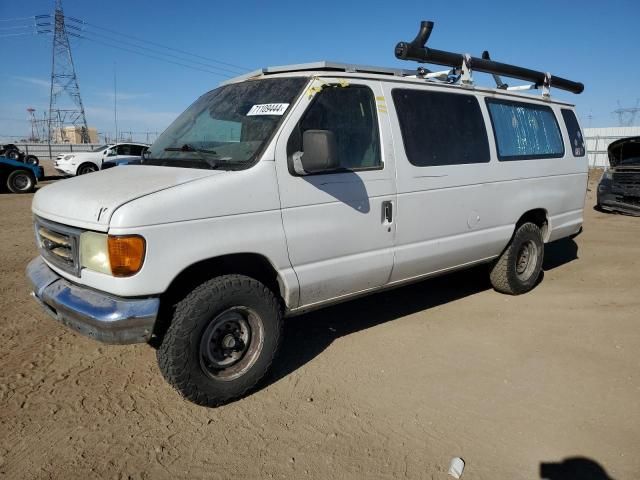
xmin=27 ymin=50 xmax=587 ymax=406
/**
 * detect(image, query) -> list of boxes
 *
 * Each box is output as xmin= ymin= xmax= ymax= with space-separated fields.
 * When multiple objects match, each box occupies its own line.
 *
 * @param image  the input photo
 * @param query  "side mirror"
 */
xmin=294 ymin=130 xmax=339 ymax=174
xmin=107 ymin=149 xmax=117 ymax=157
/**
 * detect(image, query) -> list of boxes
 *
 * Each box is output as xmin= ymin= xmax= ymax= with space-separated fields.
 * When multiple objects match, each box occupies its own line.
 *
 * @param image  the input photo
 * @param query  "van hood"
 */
xmin=608 ymin=136 xmax=640 ymax=168
xmin=33 ymin=165 xmax=223 ymax=231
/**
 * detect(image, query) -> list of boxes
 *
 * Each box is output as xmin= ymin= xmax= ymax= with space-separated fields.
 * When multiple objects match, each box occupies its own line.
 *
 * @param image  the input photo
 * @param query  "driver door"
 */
xmin=275 ymin=78 xmax=396 ymax=308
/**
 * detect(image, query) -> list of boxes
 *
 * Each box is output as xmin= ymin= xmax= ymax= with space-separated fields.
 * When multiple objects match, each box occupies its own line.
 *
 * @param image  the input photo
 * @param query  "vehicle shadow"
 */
xmin=42 ymin=175 xmax=67 ymax=181
xmin=263 ymin=265 xmax=490 ymax=391
xmin=543 ymin=238 xmax=578 ymax=271
xmin=260 ymin=237 xmax=580 ymax=394
xmin=540 ymin=456 xmax=614 ymax=479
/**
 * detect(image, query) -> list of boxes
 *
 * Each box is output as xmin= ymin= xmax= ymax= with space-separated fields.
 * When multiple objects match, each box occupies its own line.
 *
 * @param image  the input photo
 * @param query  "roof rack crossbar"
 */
xmin=394 ymin=21 xmax=584 ymax=94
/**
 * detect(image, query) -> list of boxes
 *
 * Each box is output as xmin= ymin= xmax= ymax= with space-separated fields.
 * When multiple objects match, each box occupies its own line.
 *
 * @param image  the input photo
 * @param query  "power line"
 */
xmin=78 ymin=26 xmax=243 ymax=76
xmin=68 ymin=32 xmax=234 ymax=78
xmin=0 ymin=25 xmax=34 ymax=31
xmin=0 ymin=32 xmax=37 ymax=38
xmin=0 ymin=16 xmax=35 ymax=22
xmin=81 ymin=20 xmax=248 ymax=73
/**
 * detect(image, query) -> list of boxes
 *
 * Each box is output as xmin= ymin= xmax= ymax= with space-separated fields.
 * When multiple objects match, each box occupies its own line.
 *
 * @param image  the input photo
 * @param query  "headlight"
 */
xmin=80 ymin=231 xmax=110 ymax=274
xmin=64 ymin=154 xmax=75 ymax=160
xmin=601 ymin=169 xmax=613 ymax=181
xmin=80 ymin=232 xmax=145 ymax=277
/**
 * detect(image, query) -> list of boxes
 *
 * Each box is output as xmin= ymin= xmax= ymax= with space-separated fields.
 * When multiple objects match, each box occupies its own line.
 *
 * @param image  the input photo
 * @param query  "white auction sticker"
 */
xmin=247 ymin=103 xmax=289 ymax=116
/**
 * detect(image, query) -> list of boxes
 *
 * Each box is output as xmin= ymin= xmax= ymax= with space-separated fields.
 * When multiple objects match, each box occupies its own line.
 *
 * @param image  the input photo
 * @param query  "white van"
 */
xmin=27 ymin=49 xmax=587 ymax=406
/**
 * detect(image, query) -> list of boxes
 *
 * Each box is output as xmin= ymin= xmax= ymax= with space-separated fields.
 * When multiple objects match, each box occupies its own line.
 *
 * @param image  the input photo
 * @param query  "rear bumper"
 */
xmin=26 ymin=257 xmax=159 ymax=344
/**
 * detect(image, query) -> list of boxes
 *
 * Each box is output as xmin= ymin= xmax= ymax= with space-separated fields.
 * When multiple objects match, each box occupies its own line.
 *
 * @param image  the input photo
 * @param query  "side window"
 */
xmin=287 ymin=85 xmax=381 ymax=172
xmin=129 ymin=145 xmax=144 ymax=156
xmin=486 ymin=99 xmax=564 ymax=160
xmin=561 ymin=109 xmax=586 ymax=157
xmin=391 ymin=89 xmax=490 ymax=166
xmin=116 ymin=144 xmax=132 ymax=156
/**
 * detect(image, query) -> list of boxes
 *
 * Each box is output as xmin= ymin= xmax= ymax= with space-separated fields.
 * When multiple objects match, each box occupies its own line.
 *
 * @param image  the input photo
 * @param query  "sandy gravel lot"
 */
xmin=1 ymin=167 xmax=639 ymax=479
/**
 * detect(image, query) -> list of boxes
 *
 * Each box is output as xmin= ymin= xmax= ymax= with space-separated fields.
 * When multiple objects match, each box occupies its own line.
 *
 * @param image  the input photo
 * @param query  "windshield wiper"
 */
xmin=164 ymin=144 xmax=218 ymax=155
xmin=163 ymin=144 xmax=219 ymax=168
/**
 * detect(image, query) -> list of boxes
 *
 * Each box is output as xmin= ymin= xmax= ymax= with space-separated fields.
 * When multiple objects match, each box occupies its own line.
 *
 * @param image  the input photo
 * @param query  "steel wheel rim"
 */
xmin=12 ymin=174 xmax=30 ymax=191
xmin=199 ymin=306 xmax=264 ymax=381
xmin=515 ymin=239 xmax=538 ymax=280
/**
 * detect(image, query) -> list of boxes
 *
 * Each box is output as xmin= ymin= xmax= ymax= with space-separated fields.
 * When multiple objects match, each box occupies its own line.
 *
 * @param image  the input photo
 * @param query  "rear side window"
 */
xmin=392 ymin=89 xmax=490 ymax=166
xmin=561 ymin=109 xmax=586 ymax=157
xmin=486 ymin=99 xmax=564 ymax=160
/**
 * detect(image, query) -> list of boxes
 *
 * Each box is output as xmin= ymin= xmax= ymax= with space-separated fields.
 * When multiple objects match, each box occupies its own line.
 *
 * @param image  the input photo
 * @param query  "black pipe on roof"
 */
xmin=395 ymin=21 xmax=584 ymax=94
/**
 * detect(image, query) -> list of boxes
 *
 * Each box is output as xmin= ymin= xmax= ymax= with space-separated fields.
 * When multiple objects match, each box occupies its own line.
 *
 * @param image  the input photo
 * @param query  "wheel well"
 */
xmin=516 ymin=209 xmax=549 ymax=241
xmin=151 ymin=253 xmax=283 ymax=346
xmin=76 ymin=161 xmax=97 ymax=173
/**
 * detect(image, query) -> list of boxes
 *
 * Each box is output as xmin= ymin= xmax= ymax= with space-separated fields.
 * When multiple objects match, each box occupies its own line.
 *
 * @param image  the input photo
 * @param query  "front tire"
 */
xmin=6 ymin=170 xmax=35 ymax=193
xmin=490 ymin=222 xmax=544 ymax=295
xmin=76 ymin=163 xmax=98 ymax=175
xmin=157 ymin=274 xmax=282 ymax=407
xmin=25 ymin=155 xmax=39 ymax=166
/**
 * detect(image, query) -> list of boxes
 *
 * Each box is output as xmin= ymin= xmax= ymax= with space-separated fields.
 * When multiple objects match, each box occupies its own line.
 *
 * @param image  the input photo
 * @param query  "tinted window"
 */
xmin=391 ymin=89 xmax=490 ymax=167
xmin=287 ymin=85 xmax=381 ymax=172
xmin=116 ymin=144 xmax=131 ymax=155
xmin=561 ymin=109 xmax=585 ymax=157
xmin=129 ymin=145 xmax=144 ymax=156
xmin=486 ymin=99 xmax=564 ymax=160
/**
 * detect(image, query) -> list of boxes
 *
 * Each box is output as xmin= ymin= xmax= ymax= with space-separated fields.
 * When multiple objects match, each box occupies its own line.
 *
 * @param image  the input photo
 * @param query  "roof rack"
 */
xmin=222 ymin=61 xmax=417 ymax=85
xmin=394 ymin=21 xmax=584 ymax=96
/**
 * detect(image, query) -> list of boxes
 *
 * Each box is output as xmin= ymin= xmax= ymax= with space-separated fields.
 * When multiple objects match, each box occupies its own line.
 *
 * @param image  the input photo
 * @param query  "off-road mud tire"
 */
xmin=490 ymin=222 xmax=544 ymax=295
xmin=157 ymin=274 xmax=282 ymax=407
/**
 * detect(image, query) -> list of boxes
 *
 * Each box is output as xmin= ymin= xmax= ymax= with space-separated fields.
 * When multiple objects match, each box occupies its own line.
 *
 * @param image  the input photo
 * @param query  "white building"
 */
xmin=585 ymin=126 xmax=640 ymax=167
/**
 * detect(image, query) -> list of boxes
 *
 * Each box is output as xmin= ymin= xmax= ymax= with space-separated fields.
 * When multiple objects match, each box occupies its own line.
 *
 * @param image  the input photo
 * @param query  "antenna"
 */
xmin=613 ymin=100 xmax=640 ymax=127
xmin=47 ymin=0 xmax=90 ymax=143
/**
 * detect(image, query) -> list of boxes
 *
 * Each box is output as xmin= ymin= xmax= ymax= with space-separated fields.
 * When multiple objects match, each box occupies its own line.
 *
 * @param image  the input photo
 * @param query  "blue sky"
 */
xmin=1 ymin=0 xmax=638 ymax=142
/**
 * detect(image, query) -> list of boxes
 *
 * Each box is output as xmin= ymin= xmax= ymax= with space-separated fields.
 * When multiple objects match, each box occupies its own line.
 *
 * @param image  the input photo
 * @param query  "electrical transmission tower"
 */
xmin=613 ymin=100 xmax=640 ymax=127
xmin=47 ymin=0 xmax=90 ymax=143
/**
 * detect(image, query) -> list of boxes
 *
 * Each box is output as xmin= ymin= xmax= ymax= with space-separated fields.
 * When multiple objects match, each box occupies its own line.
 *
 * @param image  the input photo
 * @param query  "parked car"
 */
xmin=597 ymin=136 xmax=640 ymax=216
xmin=0 ymin=156 xmax=44 ymax=193
xmin=101 ymin=157 xmax=142 ymax=170
xmin=0 ymin=144 xmax=40 ymax=166
xmin=26 ymin=24 xmax=588 ymax=407
xmin=54 ymin=143 xmax=148 ymax=176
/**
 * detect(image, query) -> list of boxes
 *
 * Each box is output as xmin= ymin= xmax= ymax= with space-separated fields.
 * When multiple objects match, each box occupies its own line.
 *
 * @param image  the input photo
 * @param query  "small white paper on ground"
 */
xmin=246 ymin=103 xmax=289 ymax=116
xmin=448 ymin=457 xmax=465 ymax=479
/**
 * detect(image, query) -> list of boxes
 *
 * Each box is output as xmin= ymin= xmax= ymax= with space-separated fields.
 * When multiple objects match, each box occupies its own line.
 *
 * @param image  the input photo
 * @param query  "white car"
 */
xmin=54 ymin=143 xmax=149 ymax=176
xmin=27 ymin=38 xmax=587 ymax=407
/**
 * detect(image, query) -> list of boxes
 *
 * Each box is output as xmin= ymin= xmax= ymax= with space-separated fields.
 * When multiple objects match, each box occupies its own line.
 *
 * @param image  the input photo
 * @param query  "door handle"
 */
xmin=382 ymin=201 xmax=393 ymax=224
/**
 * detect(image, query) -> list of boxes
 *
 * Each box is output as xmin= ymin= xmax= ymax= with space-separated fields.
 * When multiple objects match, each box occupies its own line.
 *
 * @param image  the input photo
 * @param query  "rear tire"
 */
xmin=6 ymin=170 xmax=35 ymax=193
xmin=157 ymin=274 xmax=282 ymax=407
xmin=490 ymin=222 xmax=544 ymax=295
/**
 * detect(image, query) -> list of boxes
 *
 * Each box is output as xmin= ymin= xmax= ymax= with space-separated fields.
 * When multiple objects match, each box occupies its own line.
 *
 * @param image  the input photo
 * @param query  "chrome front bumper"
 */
xmin=26 ymin=257 xmax=160 ymax=344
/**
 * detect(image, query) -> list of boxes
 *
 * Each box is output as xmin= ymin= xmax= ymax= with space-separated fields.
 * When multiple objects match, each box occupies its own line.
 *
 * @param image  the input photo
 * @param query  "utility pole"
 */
xmin=114 ymin=63 xmax=118 ymax=143
xmin=47 ymin=0 xmax=90 ymax=144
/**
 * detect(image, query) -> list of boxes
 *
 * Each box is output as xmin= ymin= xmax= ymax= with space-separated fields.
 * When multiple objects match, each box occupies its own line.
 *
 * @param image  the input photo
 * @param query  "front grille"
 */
xmin=612 ymin=172 xmax=640 ymax=186
xmin=34 ymin=217 xmax=81 ymax=276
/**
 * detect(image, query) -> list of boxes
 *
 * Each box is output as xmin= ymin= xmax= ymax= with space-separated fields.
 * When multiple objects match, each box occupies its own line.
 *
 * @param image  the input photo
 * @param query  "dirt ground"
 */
xmin=1 ymin=166 xmax=639 ymax=480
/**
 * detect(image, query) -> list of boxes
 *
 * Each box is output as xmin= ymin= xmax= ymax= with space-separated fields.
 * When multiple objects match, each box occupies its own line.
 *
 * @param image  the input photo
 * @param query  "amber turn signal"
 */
xmin=107 ymin=235 xmax=145 ymax=277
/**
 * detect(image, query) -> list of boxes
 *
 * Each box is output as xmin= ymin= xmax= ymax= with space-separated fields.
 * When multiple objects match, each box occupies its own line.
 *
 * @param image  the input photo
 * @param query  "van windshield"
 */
xmin=143 ymin=77 xmax=307 ymax=170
